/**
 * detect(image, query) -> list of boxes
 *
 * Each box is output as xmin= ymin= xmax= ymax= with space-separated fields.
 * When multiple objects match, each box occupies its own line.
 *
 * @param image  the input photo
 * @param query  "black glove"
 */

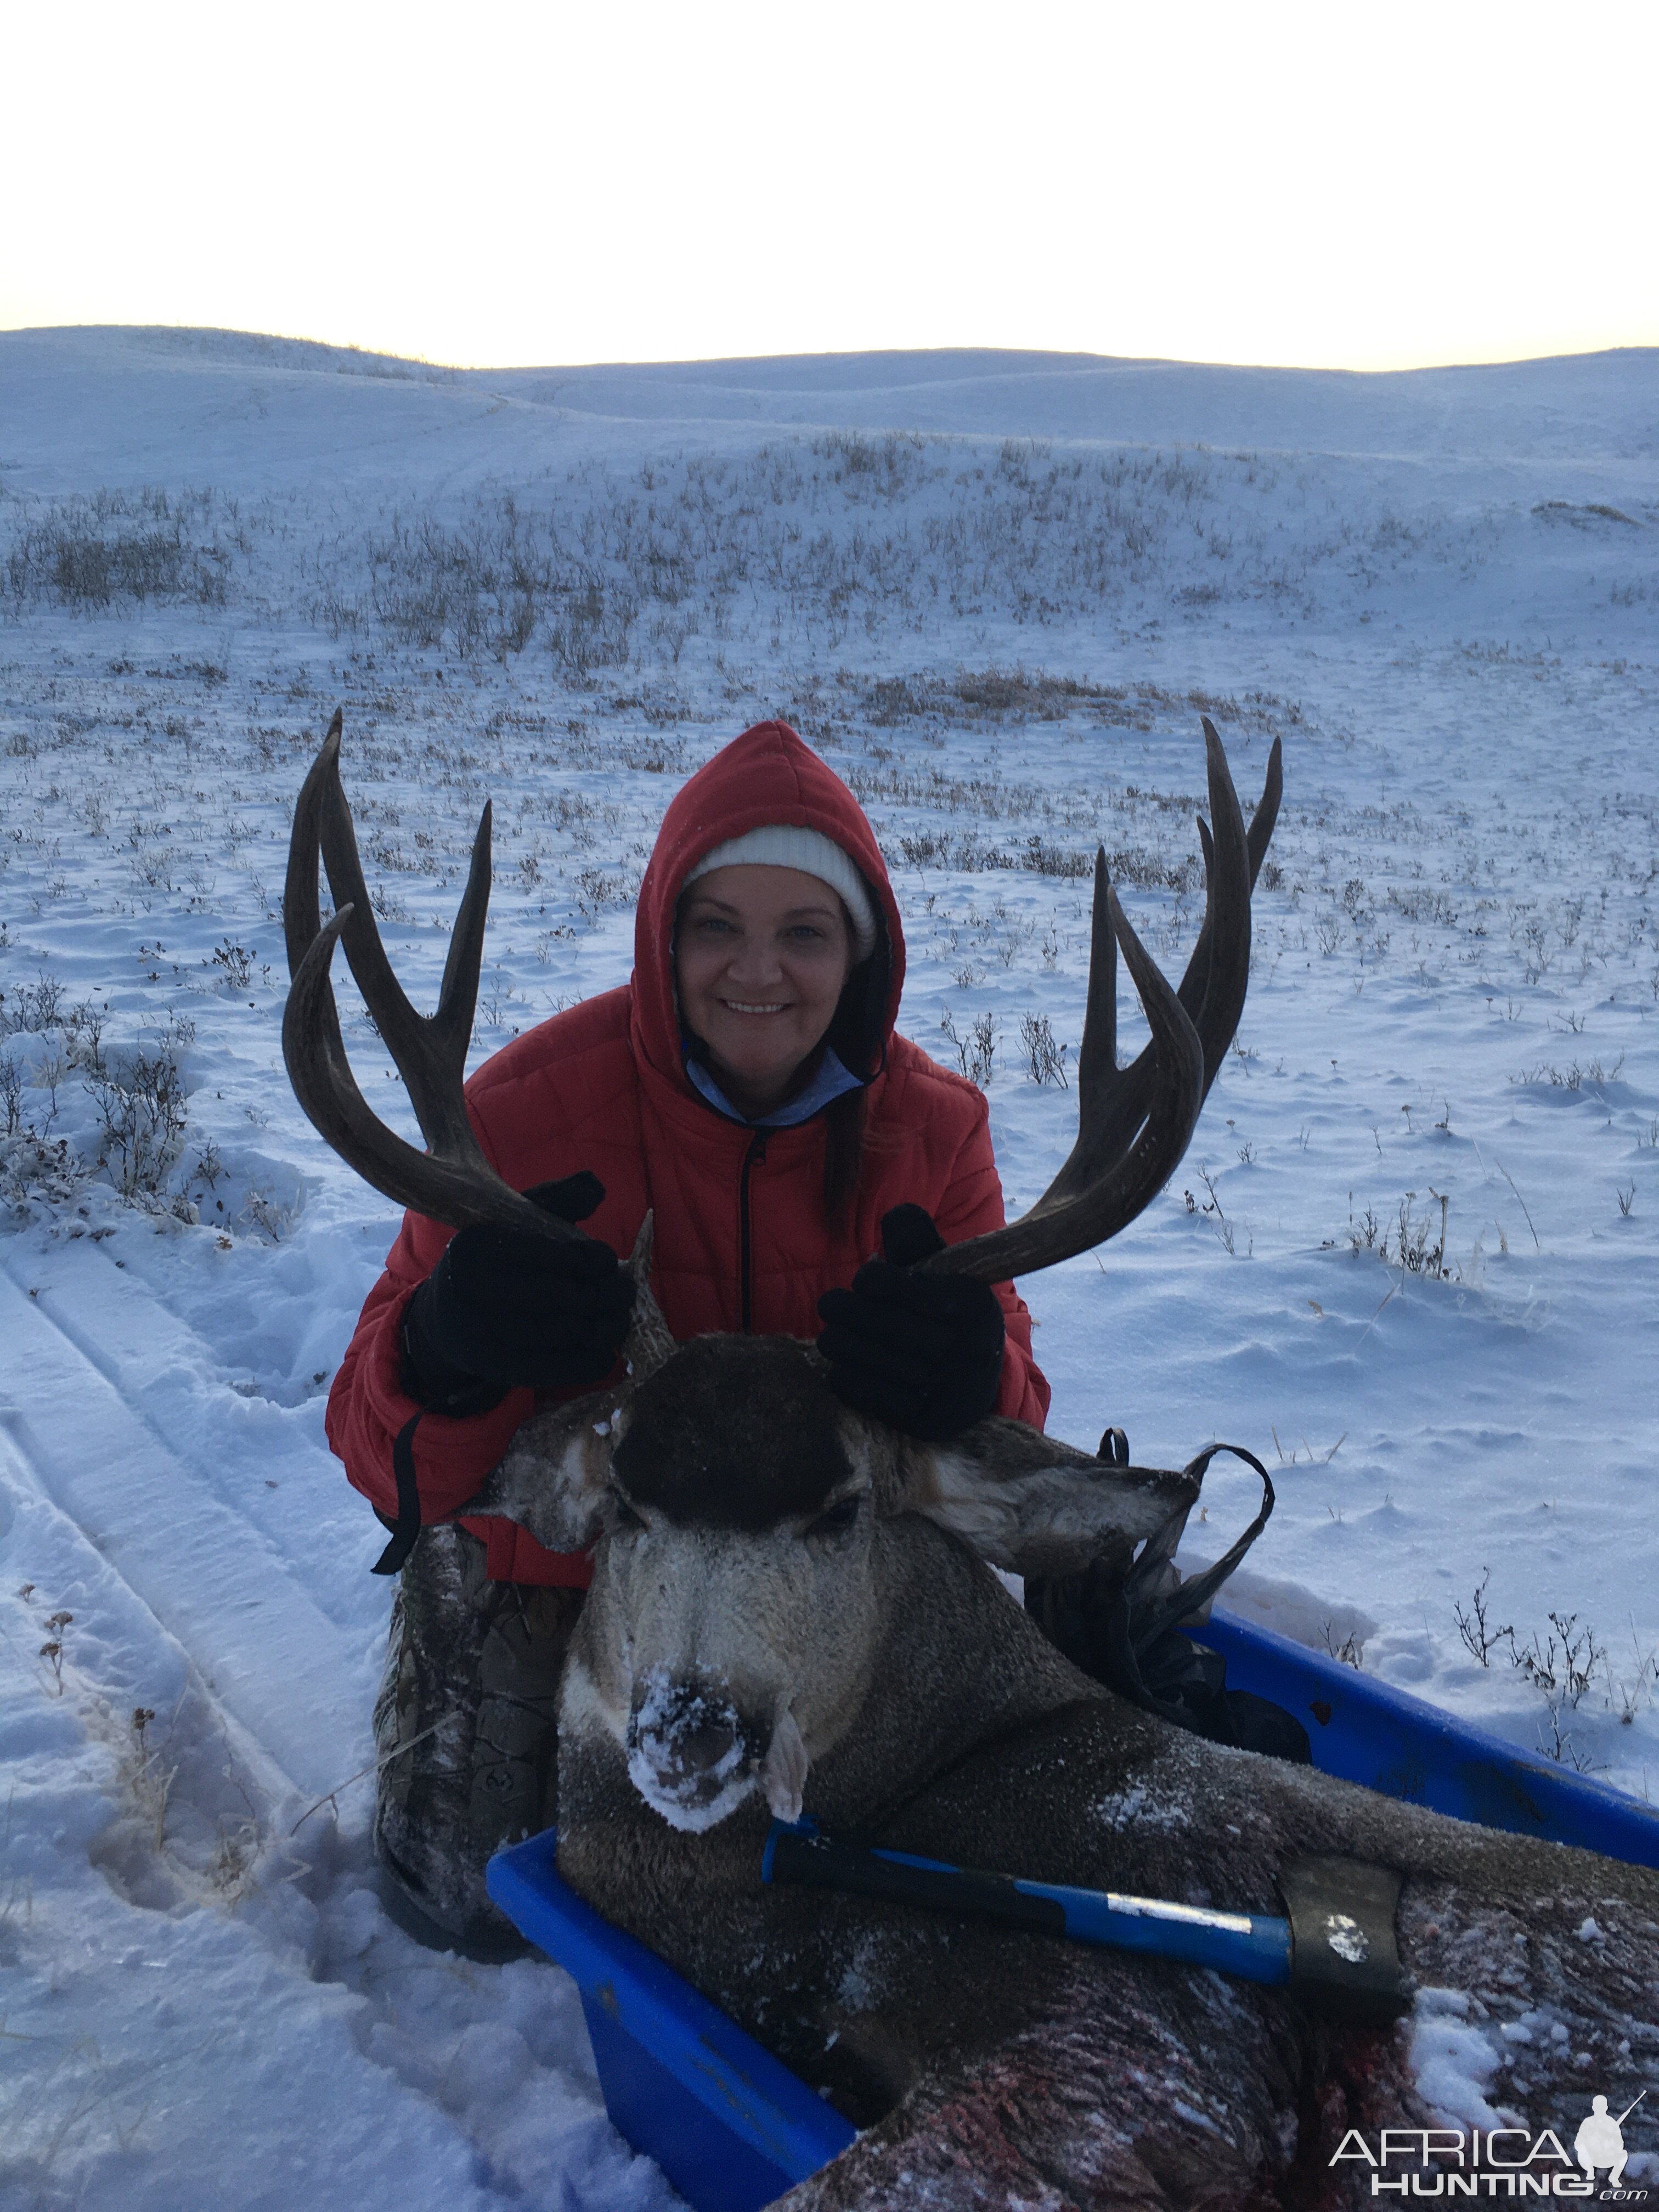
xmin=402 ymin=1171 xmax=635 ymax=1417
xmin=816 ymin=1204 xmax=1004 ymax=1441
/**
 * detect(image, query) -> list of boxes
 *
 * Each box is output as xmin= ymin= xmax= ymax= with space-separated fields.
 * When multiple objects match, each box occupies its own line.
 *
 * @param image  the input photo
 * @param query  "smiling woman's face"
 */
xmin=675 ymin=864 xmax=855 ymax=1118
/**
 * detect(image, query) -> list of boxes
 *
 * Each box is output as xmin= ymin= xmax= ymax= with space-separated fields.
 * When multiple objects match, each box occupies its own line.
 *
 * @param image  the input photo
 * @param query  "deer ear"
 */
xmin=894 ymin=1417 xmax=1199 ymax=1577
xmin=461 ymin=1389 xmax=623 ymax=1554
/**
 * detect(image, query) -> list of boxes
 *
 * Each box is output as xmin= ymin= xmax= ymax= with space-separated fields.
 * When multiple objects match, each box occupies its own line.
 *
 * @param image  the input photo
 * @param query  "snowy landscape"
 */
xmin=1 ymin=325 xmax=1656 ymax=2207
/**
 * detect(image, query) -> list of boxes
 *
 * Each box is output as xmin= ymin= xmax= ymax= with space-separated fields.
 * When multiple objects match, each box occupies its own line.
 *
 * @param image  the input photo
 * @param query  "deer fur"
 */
xmin=469 ymin=1328 xmax=1659 ymax=2208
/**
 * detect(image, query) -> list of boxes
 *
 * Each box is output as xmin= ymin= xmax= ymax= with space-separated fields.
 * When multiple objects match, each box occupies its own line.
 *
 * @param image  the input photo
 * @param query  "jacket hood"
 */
xmin=630 ymin=721 xmax=905 ymax=1090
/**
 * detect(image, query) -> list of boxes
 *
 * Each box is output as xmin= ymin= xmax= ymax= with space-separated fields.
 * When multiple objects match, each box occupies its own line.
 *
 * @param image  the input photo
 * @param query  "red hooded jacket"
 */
xmin=326 ymin=721 xmax=1050 ymax=1585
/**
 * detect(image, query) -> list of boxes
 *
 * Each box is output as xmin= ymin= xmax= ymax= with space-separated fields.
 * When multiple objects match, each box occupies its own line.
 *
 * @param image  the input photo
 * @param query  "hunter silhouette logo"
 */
xmin=1575 ymin=2092 xmax=1646 ymax=2196
xmin=1329 ymin=2092 xmax=1651 ymax=2197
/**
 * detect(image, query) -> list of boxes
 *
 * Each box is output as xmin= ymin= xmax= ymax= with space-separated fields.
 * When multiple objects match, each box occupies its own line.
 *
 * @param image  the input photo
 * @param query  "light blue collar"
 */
xmin=684 ymin=1046 xmax=864 ymax=1129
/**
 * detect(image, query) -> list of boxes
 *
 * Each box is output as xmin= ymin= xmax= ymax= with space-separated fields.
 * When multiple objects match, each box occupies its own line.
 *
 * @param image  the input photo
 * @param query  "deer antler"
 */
xmin=919 ymin=720 xmax=1279 ymax=1284
xmin=282 ymin=711 xmax=584 ymax=1245
xmin=285 ymin=710 xmax=1276 ymax=1302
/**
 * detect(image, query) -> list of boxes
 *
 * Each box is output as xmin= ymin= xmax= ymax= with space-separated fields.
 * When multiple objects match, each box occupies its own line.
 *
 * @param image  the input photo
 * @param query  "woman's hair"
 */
xmin=821 ymin=1088 xmax=867 ymax=1227
xmin=820 ymin=926 xmax=891 ymax=1226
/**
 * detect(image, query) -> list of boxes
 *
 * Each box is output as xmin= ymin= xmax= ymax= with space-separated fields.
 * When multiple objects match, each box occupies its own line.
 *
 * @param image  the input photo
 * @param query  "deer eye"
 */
xmin=805 ymin=1494 xmax=863 ymax=1541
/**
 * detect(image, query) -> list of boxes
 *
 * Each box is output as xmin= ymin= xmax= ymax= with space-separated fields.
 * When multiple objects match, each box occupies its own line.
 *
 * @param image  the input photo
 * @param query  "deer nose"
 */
xmin=669 ymin=1712 xmax=740 ymax=1777
xmin=628 ymin=1677 xmax=754 ymax=1787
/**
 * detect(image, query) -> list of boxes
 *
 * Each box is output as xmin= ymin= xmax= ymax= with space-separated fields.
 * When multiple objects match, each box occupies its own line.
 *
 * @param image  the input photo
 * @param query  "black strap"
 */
xmin=1131 ymin=1443 xmax=1276 ymax=1659
xmin=372 ymin=1413 xmax=424 ymax=1576
xmin=1081 ymin=1441 xmax=1277 ymax=1730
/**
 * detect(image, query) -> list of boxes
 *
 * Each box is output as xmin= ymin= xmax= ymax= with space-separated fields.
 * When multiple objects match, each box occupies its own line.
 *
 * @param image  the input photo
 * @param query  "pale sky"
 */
xmin=4 ymin=0 xmax=1655 ymax=374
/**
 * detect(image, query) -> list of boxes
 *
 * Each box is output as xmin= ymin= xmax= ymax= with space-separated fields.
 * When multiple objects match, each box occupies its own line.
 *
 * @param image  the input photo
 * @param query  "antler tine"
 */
xmin=1184 ymin=714 xmax=1253 ymax=1097
xmin=314 ymin=746 xmax=487 ymax=1162
xmin=1127 ymin=718 xmax=1261 ymax=1108
xmin=1051 ymin=722 xmax=1279 ymax=1175
xmin=917 ymin=720 xmax=1279 ymax=1287
xmin=283 ymin=709 xmax=349 ymax=1071
xmin=919 ymin=861 xmax=1205 ymax=1283
xmin=283 ymin=713 xmax=581 ymax=1242
xmin=1071 ymin=817 xmax=1119 ymax=1104
xmin=1246 ymin=732 xmax=1284 ymax=885
xmin=1195 ymin=731 xmax=1282 ymax=912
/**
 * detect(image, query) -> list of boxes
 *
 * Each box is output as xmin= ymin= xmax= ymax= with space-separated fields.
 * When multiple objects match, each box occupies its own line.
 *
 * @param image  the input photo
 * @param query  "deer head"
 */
xmin=465 ymin=1335 xmax=1203 ymax=1830
xmin=284 ymin=709 xmax=1282 ymax=1831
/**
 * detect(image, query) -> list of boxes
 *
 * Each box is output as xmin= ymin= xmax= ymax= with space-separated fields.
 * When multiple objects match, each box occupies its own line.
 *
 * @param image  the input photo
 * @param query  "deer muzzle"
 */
xmin=625 ymin=1671 xmax=765 ymax=1832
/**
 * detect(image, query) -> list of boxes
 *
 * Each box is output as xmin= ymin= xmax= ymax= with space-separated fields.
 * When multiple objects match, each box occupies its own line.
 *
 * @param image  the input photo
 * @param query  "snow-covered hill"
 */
xmin=1 ymin=327 xmax=1656 ymax=2206
xmin=5 ymin=326 xmax=1658 ymax=482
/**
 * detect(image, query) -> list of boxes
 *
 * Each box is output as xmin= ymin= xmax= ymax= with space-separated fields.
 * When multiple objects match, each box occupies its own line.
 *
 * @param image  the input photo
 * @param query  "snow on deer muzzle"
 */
xmin=626 ymin=1669 xmax=763 ymax=1829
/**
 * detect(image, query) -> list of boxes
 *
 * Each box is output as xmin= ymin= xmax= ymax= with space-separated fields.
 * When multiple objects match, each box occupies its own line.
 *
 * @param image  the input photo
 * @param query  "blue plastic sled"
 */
xmin=488 ymin=1826 xmax=857 ymax=2210
xmin=487 ymin=1606 xmax=1659 ymax=2212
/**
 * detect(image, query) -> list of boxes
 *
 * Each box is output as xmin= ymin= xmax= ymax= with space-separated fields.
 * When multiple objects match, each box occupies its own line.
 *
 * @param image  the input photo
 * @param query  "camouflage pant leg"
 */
xmin=373 ymin=1522 xmax=583 ymax=1950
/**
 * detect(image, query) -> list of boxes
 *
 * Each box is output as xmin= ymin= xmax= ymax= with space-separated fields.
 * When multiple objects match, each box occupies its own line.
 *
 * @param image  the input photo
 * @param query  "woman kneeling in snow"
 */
xmin=327 ymin=721 xmax=1048 ymax=1952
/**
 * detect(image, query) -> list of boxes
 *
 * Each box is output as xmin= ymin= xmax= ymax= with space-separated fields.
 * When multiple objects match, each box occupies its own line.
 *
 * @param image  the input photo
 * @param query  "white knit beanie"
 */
xmin=684 ymin=826 xmax=880 ymax=961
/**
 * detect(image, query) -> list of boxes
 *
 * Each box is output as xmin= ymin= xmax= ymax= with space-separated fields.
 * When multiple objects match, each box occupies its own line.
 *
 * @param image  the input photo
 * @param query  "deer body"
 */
xmin=508 ymin=1333 xmax=1659 ymax=2205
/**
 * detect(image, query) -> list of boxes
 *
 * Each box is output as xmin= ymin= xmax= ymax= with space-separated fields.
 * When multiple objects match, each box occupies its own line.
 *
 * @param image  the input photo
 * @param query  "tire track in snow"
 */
xmin=0 ymin=1430 xmax=672 ymax=2212
xmin=0 ymin=1256 xmax=368 ymax=1801
xmin=0 ymin=1415 xmax=301 ymax=1865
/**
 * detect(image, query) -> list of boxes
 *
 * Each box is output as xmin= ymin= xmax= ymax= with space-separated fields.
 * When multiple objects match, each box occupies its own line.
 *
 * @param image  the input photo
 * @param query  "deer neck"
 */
xmin=803 ymin=1515 xmax=1105 ymax=1836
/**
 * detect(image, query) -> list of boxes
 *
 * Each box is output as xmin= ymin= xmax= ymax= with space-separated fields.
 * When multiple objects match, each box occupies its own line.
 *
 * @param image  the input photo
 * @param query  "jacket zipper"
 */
xmin=738 ymin=1130 xmax=769 ymax=1333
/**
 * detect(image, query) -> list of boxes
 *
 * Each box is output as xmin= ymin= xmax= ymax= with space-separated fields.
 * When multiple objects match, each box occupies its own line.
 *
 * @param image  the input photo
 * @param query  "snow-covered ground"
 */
xmin=1 ymin=326 xmax=1656 ymax=2206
